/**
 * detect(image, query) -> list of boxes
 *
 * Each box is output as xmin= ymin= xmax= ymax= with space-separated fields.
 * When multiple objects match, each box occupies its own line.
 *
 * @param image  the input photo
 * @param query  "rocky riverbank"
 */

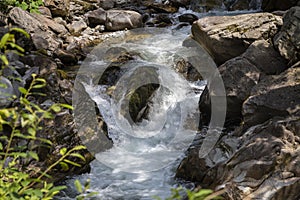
xmin=176 ymin=3 xmax=300 ymax=200
xmin=0 ymin=0 xmax=299 ymax=199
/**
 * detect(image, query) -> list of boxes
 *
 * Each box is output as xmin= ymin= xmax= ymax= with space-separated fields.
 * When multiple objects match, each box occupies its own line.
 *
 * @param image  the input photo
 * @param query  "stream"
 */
xmin=60 ymin=2 xmax=261 ymax=199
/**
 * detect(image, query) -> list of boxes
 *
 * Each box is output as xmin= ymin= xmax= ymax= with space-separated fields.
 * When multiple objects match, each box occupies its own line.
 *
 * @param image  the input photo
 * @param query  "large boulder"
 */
xmin=242 ymin=39 xmax=288 ymax=75
xmin=243 ymin=66 xmax=300 ymax=127
xmin=85 ymin=8 xmax=107 ymax=27
xmin=176 ymin=116 xmax=300 ymax=199
xmin=274 ymin=6 xmax=300 ymax=66
xmin=199 ymin=57 xmax=261 ymax=126
xmin=262 ymin=0 xmax=299 ymax=11
xmin=192 ymin=13 xmax=282 ymax=65
xmin=8 ymin=7 xmax=62 ymax=53
xmin=105 ymin=10 xmax=143 ymax=31
xmin=44 ymin=0 xmax=70 ymax=17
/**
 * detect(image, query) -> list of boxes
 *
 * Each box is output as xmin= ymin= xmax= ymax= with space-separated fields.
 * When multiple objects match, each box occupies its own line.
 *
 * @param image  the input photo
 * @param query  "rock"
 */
xmin=242 ymin=39 xmax=288 ymax=75
xmin=20 ymin=54 xmax=57 ymax=76
xmin=53 ymin=49 xmax=78 ymax=65
xmin=243 ymin=67 xmax=300 ymax=127
xmin=199 ymin=57 xmax=261 ymax=126
xmin=68 ymin=19 xmax=87 ymax=33
xmin=176 ymin=116 xmax=300 ymax=199
xmin=169 ymin=0 xmax=191 ymax=8
xmin=262 ymin=0 xmax=299 ymax=11
xmin=31 ymin=13 xmax=68 ymax=34
xmin=8 ymin=7 xmax=62 ymax=53
xmin=99 ymin=0 xmax=115 ymax=10
xmin=0 ymin=11 xmax=6 ymax=26
xmin=0 ymin=76 xmax=15 ymax=108
xmin=145 ymin=2 xmax=178 ymax=13
xmin=44 ymin=0 xmax=70 ymax=17
xmin=274 ymin=6 xmax=300 ymax=66
xmin=192 ymin=12 xmax=282 ymax=65
xmin=70 ymin=0 xmax=97 ymax=16
xmin=105 ymin=10 xmax=142 ymax=31
xmin=38 ymin=6 xmax=52 ymax=18
xmin=190 ymin=0 xmax=224 ymax=12
xmin=178 ymin=13 xmax=198 ymax=25
xmin=85 ymin=8 xmax=107 ymax=28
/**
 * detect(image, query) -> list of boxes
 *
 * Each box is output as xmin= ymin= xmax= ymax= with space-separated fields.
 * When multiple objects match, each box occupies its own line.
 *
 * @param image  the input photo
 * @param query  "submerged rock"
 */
xmin=191 ymin=12 xmax=282 ymax=65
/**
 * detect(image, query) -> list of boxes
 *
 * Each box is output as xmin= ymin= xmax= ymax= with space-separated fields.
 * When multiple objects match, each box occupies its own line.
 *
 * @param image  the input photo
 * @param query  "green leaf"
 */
xmin=32 ymin=84 xmax=46 ymax=89
xmin=0 ymin=142 xmax=3 ymax=150
xmin=0 ymin=55 xmax=9 ymax=66
xmin=18 ymin=87 xmax=28 ymax=95
xmin=10 ymin=28 xmax=30 ymax=38
xmin=74 ymin=180 xmax=83 ymax=193
xmin=70 ymin=153 xmax=86 ymax=162
xmin=0 ymin=33 xmax=10 ymax=49
xmin=27 ymin=127 xmax=36 ymax=136
xmin=60 ymin=104 xmax=73 ymax=110
xmin=60 ymin=147 xmax=67 ymax=156
xmin=59 ymin=161 xmax=69 ymax=171
xmin=28 ymin=151 xmax=39 ymax=161
xmin=50 ymin=104 xmax=61 ymax=112
xmin=71 ymin=145 xmax=87 ymax=151
xmin=63 ymin=159 xmax=81 ymax=167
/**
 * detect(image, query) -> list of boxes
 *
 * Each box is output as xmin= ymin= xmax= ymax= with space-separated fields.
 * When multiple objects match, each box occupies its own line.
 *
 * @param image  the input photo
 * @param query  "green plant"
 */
xmin=0 ymin=28 xmax=89 ymax=200
xmin=74 ymin=179 xmax=98 ymax=200
xmin=0 ymin=73 xmax=87 ymax=199
xmin=0 ymin=27 xmax=29 ymax=76
xmin=0 ymin=0 xmax=43 ymax=13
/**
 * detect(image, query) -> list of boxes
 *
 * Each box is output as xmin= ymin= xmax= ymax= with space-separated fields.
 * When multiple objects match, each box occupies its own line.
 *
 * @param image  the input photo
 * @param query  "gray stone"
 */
xmin=243 ymin=67 xmax=300 ymax=127
xmin=105 ymin=10 xmax=142 ymax=31
xmin=68 ymin=19 xmax=87 ymax=33
xmin=0 ymin=76 xmax=14 ymax=108
xmin=85 ymin=8 xmax=107 ymax=27
xmin=44 ymin=0 xmax=70 ymax=17
xmin=242 ymin=39 xmax=288 ymax=75
xmin=274 ymin=6 xmax=300 ymax=66
xmin=191 ymin=12 xmax=282 ymax=65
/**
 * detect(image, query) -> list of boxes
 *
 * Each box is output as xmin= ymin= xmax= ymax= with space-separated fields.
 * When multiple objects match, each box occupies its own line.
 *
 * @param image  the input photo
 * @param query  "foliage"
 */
xmin=74 ymin=179 xmax=98 ymax=200
xmin=0 ymin=28 xmax=89 ymax=199
xmin=156 ymin=187 xmax=224 ymax=200
xmin=0 ymin=0 xmax=44 ymax=13
xmin=0 ymin=27 xmax=29 ymax=76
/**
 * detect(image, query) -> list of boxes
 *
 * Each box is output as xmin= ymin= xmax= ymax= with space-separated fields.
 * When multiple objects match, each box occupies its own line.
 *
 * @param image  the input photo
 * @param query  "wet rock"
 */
xmin=54 ymin=49 xmax=78 ymax=65
xmin=44 ymin=0 xmax=70 ymax=17
xmin=242 ymin=39 xmax=288 ymax=75
xmin=274 ymin=6 xmax=300 ymax=66
xmin=178 ymin=13 xmax=198 ymax=25
xmin=0 ymin=76 xmax=15 ymax=108
xmin=105 ymin=10 xmax=142 ymax=31
xmin=192 ymin=12 xmax=282 ymax=65
xmin=68 ymin=19 xmax=87 ymax=33
xmin=85 ymin=8 xmax=106 ymax=28
xmin=199 ymin=57 xmax=261 ymax=126
xmin=177 ymin=116 xmax=300 ymax=200
xmin=262 ymin=0 xmax=299 ymax=11
xmin=243 ymin=67 xmax=300 ymax=127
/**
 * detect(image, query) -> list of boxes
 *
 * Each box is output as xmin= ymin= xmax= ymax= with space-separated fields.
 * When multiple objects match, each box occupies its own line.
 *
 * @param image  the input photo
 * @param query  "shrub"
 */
xmin=0 ymin=0 xmax=43 ymax=13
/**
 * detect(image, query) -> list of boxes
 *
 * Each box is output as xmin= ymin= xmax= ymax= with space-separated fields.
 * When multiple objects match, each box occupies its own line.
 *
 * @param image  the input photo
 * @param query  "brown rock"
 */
xmin=85 ymin=8 xmax=107 ymax=28
xmin=44 ymin=0 xmax=70 ymax=17
xmin=199 ymin=57 xmax=261 ymax=126
xmin=105 ymin=10 xmax=142 ymax=31
xmin=242 ymin=39 xmax=288 ymax=75
xmin=192 ymin=13 xmax=282 ymax=65
xmin=262 ymin=0 xmax=299 ymax=11
xmin=274 ymin=6 xmax=300 ymax=66
xmin=243 ymin=67 xmax=300 ymax=127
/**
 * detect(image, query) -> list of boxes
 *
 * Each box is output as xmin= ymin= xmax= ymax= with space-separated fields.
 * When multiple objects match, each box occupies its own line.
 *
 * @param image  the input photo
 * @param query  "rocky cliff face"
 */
xmin=176 ymin=6 xmax=300 ymax=200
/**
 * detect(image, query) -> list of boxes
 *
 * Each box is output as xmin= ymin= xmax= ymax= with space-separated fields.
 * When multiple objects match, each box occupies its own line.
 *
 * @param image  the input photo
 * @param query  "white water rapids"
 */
xmin=59 ymin=28 xmax=209 ymax=200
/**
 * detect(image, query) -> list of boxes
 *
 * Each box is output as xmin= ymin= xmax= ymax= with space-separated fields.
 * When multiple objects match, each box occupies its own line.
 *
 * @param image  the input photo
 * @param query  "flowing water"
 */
xmin=60 ymin=1 xmax=262 ymax=199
